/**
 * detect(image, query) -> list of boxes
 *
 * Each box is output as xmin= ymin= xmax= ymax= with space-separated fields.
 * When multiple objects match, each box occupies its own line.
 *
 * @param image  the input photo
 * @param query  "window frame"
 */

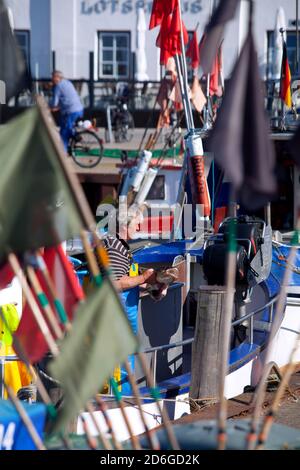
xmin=98 ymin=31 xmax=131 ymax=79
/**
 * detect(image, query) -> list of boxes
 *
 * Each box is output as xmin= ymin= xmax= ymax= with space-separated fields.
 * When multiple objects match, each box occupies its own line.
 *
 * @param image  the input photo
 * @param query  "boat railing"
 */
xmin=140 ymin=294 xmax=279 ymax=387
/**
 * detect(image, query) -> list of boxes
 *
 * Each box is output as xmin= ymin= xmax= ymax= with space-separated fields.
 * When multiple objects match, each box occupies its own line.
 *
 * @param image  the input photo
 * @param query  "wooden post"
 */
xmin=190 ymin=286 xmax=230 ymax=403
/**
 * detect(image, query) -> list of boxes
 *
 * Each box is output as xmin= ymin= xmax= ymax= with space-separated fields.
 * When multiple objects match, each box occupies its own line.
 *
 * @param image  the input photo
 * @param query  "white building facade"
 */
xmin=5 ymin=0 xmax=300 ymax=81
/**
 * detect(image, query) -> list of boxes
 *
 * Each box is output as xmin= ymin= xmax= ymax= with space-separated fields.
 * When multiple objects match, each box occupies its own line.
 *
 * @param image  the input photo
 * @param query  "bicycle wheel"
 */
xmin=70 ymin=129 xmax=103 ymax=168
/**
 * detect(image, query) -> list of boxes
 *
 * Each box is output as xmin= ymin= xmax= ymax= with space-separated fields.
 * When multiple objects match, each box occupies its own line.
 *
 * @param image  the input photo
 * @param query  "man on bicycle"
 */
xmin=50 ymin=70 xmax=83 ymax=151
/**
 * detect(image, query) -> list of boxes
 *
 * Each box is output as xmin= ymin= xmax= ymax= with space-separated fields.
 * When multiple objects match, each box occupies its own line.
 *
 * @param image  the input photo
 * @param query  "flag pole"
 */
xmin=204 ymin=0 xmax=215 ymax=130
xmin=137 ymin=351 xmax=180 ymax=450
xmin=177 ymin=0 xmax=194 ymax=131
xmin=26 ymin=265 xmax=64 ymax=340
xmin=110 ymin=377 xmax=141 ymax=450
xmin=123 ymin=359 xmax=160 ymax=450
xmin=94 ymin=395 xmax=123 ymax=450
xmin=280 ymin=28 xmax=287 ymax=127
xmin=85 ymin=401 xmax=113 ymax=450
xmin=35 ymin=250 xmax=72 ymax=331
xmin=174 ymin=53 xmax=191 ymax=130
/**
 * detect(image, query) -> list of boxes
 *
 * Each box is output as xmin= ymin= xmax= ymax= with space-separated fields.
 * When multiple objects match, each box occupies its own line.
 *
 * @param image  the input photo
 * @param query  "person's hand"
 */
xmin=142 ymin=268 xmax=157 ymax=285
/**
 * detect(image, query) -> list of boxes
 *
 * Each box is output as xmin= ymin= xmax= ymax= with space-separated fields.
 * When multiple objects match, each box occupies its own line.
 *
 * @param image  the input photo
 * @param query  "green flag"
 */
xmin=49 ymin=279 xmax=138 ymax=432
xmin=0 ymin=107 xmax=83 ymax=262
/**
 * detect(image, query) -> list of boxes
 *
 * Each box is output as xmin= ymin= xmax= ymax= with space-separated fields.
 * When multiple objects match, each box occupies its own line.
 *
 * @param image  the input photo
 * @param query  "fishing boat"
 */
xmin=1 ymin=0 xmax=300 ymax=453
xmin=67 ymin=136 xmax=300 ymax=442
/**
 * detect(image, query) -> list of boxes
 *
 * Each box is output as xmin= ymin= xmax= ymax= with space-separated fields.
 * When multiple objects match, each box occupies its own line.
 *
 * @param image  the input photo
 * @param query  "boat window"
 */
xmin=146 ymin=175 xmax=165 ymax=200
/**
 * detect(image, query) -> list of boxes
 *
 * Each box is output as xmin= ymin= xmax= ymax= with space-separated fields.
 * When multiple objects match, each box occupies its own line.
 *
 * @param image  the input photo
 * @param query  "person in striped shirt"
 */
xmin=102 ymin=234 xmax=158 ymax=291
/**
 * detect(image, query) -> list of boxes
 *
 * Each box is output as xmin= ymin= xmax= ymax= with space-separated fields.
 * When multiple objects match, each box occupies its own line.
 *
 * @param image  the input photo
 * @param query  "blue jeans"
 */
xmin=120 ymin=287 xmax=139 ymax=395
xmin=60 ymin=110 xmax=83 ymax=151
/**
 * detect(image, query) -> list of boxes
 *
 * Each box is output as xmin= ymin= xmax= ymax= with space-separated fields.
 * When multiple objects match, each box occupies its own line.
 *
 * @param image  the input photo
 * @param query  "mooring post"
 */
xmin=190 ymin=285 xmax=233 ymax=405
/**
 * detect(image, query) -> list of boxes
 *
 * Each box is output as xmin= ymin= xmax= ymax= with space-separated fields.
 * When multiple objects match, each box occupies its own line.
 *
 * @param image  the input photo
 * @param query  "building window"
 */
xmin=267 ymin=30 xmax=300 ymax=78
xmin=15 ymin=30 xmax=30 ymax=72
xmin=99 ymin=32 xmax=130 ymax=79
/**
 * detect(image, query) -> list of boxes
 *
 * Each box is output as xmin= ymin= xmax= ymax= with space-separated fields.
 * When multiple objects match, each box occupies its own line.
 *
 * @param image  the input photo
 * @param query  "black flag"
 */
xmin=208 ymin=31 xmax=277 ymax=210
xmin=201 ymin=0 xmax=240 ymax=75
xmin=0 ymin=0 xmax=28 ymax=102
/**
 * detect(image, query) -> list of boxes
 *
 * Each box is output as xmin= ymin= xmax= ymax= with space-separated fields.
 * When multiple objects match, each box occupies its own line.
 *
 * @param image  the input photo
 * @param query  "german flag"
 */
xmin=280 ymin=41 xmax=292 ymax=108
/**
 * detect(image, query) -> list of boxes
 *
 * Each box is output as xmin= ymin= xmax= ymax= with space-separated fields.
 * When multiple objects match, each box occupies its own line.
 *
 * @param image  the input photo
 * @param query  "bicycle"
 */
xmin=112 ymin=100 xmax=135 ymax=143
xmin=107 ymin=82 xmax=135 ymax=143
xmin=68 ymin=119 xmax=104 ymax=169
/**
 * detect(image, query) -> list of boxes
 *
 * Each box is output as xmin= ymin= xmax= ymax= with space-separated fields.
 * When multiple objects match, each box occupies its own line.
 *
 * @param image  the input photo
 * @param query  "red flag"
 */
xmin=43 ymin=245 xmax=84 ymax=320
xmin=186 ymin=31 xmax=200 ymax=70
xmin=14 ymin=245 xmax=84 ymax=363
xmin=156 ymin=3 xmax=189 ymax=65
xmin=0 ymin=263 xmax=14 ymax=289
xmin=14 ymin=300 xmax=52 ymax=363
xmin=209 ymin=53 xmax=219 ymax=96
xmin=209 ymin=46 xmax=223 ymax=97
xmin=149 ymin=0 xmax=176 ymax=30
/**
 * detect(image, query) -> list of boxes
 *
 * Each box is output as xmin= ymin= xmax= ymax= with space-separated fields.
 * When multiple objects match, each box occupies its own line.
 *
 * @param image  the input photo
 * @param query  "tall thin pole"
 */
xmin=176 ymin=0 xmax=194 ymax=131
xmin=204 ymin=0 xmax=216 ymax=129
